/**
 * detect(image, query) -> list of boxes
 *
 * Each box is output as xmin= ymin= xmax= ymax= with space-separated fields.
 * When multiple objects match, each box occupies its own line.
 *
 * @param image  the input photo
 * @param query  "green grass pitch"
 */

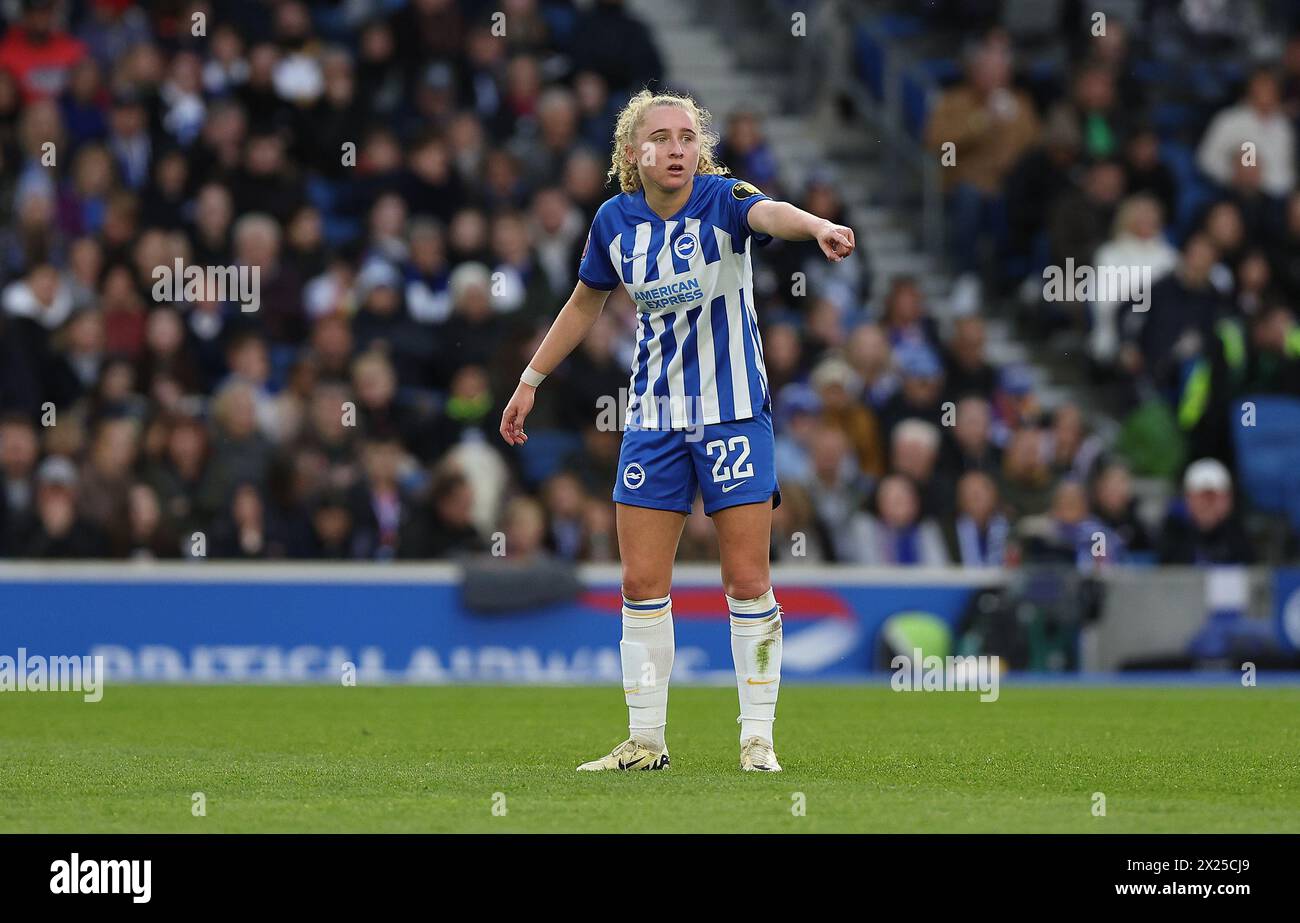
xmin=3 ymin=684 xmax=1299 ymax=833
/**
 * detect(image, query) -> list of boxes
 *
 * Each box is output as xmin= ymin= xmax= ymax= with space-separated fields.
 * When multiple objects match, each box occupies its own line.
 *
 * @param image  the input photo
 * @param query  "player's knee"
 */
xmin=723 ymin=575 xmax=771 ymax=602
xmin=621 ymin=573 xmax=671 ymax=602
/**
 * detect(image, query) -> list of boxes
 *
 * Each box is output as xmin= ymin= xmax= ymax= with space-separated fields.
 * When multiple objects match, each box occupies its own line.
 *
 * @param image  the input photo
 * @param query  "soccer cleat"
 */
xmin=576 ymin=737 xmax=670 ymax=772
xmin=739 ymin=736 xmax=782 ymax=772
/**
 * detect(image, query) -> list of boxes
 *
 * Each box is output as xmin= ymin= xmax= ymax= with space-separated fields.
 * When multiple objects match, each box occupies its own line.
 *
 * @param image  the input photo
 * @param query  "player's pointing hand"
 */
xmin=817 ymin=222 xmax=855 ymax=262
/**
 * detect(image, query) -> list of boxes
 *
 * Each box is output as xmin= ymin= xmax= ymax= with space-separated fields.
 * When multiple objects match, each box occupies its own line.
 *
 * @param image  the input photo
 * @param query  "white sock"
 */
xmin=728 ymin=588 xmax=782 ymax=746
xmin=621 ymin=594 xmax=673 ymax=751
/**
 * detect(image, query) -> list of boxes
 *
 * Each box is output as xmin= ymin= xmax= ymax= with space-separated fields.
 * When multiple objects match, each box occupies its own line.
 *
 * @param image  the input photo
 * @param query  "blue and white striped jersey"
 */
xmin=578 ymin=173 xmax=772 ymax=429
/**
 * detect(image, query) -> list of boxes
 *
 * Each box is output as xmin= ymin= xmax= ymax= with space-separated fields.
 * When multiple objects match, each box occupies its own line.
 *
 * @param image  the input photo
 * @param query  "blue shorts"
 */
xmin=612 ymin=408 xmax=781 ymax=516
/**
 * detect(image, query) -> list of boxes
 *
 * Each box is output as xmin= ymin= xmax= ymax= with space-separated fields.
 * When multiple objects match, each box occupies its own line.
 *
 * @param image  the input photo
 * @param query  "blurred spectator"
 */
xmin=944 ymin=315 xmax=997 ymax=399
xmin=1158 ymin=459 xmax=1255 ymax=565
xmin=0 ymin=0 xmax=87 ymax=102
xmin=719 ymin=109 xmax=780 ymax=194
xmin=568 ymin=0 xmax=664 ymax=96
xmin=774 ymin=383 xmax=821 ymax=484
xmin=941 ymin=395 xmax=1000 ymax=477
xmin=1121 ymin=129 xmax=1177 ymax=223
xmin=118 ymin=481 xmax=180 ymax=559
xmin=1090 ymin=460 xmax=1152 ymax=556
xmin=0 ymin=412 xmax=40 ymax=554
xmin=1045 ymin=403 xmax=1103 ymax=481
xmin=846 ymin=474 xmax=948 ymax=566
xmin=1088 ymin=194 xmax=1179 ymax=364
xmin=926 ymin=32 xmax=1040 ymax=273
xmin=878 ymin=342 xmax=945 ymax=438
xmin=1000 ymin=426 xmax=1053 ymax=517
xmin=1006 ymin=114 xmax=1081 ymax=274
xmin=350 ymin=436 xmax=409 ymax=560
xmin=398 ymin=468 xmax=486 ymax=560
xmin=889 ymin=418 xmax=948 ymax=518
xmin=210 ymin=481 xmax=289 ymax=559
xmin=1270 ymin=192 xmax=1300 ymax=302
xmin=1197 ymin=68 xmax=1294 ymax=199
xmin=810 ymin=356 xmax=884 ymax=478
xmin=878 ymin=276 xmax=939 ymax=349
xmin=805 ymin=423 xmax=872 ymax=563
xmin=770 ymin=481 xmax=828 ymax=563
xmin=945 ymin=470 xmax=1010 ymax=567
xmin=501 ymin=494 xmax=548 ymax=561
xmin=540 ymin=470 xmax=588 ymax=561
xmin=1019 ymin=479 xmax=1111 ymax=568
xmin=27 ymin=454 xmax=107 ymax=558
xmin=1180 ymin=302 xmax=1300 ymax=466
xmin=145 ymin=413 xmax=216 ymax=539
xmin=844 ymin=322 xmax=897 ymax=408
xmin=1043 ymin=62 xmax=1127 ymax=163
xmin=78 ymin=414 xmax=138 ymax=530
xmin=1047 ymin=159 xmax=1126 ymax=270
xmin=1120 ymin=233 xmax=1225 ymax=398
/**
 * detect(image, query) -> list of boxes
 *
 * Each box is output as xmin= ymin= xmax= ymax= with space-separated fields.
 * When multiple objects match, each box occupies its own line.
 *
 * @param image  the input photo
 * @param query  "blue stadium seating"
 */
xmin=515 ymin=429 xmax=584 ymax=487
xmin=1231 ymin=396 xmax=1300 ymax=523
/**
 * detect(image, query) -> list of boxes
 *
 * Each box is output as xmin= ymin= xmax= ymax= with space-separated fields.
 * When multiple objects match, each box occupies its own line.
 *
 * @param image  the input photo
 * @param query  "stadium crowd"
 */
xmin=918 ymin=1 xmax=1300 ymax=565
xmin=0 ymin=0 xmax=1291 ymax=567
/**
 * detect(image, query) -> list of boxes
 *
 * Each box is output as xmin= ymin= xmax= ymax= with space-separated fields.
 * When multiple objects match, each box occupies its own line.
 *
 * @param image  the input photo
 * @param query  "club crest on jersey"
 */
xmin=673 ymin=233 xmax=698 ymax=260
xmin=622 ymin=463 xmax=646 ymax=490
xmin=731 ymin=181 xmax=763 ymax=200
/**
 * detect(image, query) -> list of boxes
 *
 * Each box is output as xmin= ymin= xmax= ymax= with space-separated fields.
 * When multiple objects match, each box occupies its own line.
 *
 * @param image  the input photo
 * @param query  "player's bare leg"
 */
xmin=714 ymin=499 xmax=783 ymax=771
xmin=577 ymin=503 xmax=685 ymax=771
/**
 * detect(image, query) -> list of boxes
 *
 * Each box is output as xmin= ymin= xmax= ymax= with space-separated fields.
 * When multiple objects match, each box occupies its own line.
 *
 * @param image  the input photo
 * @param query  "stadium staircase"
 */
xmin=628 ymin=0 xmax=1076 ymax=412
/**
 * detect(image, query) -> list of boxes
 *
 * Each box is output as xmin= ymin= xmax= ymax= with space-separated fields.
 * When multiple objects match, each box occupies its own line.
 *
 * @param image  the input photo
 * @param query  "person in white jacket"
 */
xmin=1196 ymin=68 xmax=1294 ymax=198
xmin=1089 ymin=193 xmax=1179 ymax=364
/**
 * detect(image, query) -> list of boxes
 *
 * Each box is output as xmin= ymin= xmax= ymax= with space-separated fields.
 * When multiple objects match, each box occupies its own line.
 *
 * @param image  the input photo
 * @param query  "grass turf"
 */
xmin=2 ymin=684 xmax=1298 ymax=833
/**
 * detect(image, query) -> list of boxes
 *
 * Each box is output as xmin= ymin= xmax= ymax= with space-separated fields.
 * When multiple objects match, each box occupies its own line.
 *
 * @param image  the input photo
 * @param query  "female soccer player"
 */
xmin=499 ymin=89 xmax=854 ymax=772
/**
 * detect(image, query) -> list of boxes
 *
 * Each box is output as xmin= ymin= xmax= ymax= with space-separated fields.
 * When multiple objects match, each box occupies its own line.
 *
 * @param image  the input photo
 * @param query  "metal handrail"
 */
xmin=847 ymin=15 xmax=946 ymax=268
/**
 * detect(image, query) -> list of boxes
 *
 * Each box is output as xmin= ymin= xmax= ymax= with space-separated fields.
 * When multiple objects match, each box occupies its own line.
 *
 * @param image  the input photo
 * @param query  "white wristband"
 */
xmin=520 ymin=366 xmax=547 ymax=387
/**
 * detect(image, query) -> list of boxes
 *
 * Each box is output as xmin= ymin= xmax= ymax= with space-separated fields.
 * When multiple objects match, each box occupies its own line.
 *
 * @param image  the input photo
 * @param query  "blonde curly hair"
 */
xmin=607 ymin=89 xmax=728 ymax=193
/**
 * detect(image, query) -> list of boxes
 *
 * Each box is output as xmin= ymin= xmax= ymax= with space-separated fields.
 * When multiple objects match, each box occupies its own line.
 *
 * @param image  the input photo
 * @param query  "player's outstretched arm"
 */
xmin=747 ymin=199 xmax=856 ymax=263
xmin=500 ymin=281 xmax=612 ymax=446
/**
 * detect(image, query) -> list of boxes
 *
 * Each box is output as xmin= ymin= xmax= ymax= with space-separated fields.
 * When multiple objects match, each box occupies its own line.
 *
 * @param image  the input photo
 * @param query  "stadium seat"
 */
xmin=855 ymin=26 xmax=885 ymax=100
xmin=1231 ymin=396 xmax=1300 ymax=516
xmin=514 ymin=429 xmax=584 ymax=488
xmin=873 ymin=14 xmax=924 ymax=40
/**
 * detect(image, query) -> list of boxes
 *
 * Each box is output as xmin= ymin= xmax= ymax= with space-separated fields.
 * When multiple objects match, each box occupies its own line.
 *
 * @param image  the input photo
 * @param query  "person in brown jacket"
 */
xmin=925 ymin=32 xmax=1040 ymax=274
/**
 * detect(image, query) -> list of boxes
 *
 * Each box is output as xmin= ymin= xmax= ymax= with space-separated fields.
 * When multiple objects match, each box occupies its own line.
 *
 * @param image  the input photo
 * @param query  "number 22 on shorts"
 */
xmin=707 ymin=435 xmax=753 ymax=490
